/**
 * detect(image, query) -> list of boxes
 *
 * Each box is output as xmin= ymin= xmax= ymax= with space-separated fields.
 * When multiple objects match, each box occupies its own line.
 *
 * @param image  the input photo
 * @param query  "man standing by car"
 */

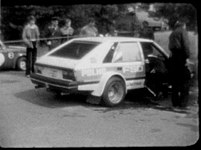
xmin=60 ymin=18 xmax=74 ymax=43
xmin=168 ymin=19 xmax=191 ymax=109
xmin=45 ymin=17 xmax=61 ymax=50
xmin=80 ymin=18 xmax=98 ymax=37
xmin=22 ymin=15 xmax=40 ymax=77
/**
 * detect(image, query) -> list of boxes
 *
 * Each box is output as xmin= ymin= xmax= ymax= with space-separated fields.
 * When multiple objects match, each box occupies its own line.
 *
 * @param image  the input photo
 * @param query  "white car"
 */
xmin=30 ymin=37 xmax=170 ymax=106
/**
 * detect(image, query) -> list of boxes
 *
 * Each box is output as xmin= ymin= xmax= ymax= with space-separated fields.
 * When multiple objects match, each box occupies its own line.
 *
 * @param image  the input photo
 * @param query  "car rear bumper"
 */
xmin=30 ymin=73 xmax=79 ymax=92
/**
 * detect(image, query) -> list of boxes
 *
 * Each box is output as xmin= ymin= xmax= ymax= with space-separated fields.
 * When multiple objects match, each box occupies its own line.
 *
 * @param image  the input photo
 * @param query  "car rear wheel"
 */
xmin=102 ymin=77 xmax=126 ymax=107
xmin=16 ymin=57 xmax=26 ymax=71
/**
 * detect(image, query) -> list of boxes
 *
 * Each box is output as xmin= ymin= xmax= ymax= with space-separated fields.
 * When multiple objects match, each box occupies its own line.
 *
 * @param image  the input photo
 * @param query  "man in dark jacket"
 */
xmin=168 ymin=19 xmax=191 ymax=109
xmin=45 ymin=17 xmax=61 ymax=50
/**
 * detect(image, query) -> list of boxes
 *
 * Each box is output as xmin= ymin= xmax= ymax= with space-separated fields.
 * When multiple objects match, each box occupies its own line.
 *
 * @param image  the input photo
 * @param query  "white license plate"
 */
xmin=42 ymin=68 xmax=62 ymax=79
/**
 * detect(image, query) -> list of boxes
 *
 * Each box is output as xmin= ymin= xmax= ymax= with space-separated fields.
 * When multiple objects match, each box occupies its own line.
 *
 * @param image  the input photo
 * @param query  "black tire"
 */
xmin=102 ymin=77 xmax=126 ymax=107
xmin=16 ymin=57 xmax=26 ymax=71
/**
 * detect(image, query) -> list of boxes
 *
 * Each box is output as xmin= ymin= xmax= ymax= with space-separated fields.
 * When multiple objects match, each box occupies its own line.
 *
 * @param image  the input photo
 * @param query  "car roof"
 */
xmin=73 ymin=37 xmax=153 ymax=43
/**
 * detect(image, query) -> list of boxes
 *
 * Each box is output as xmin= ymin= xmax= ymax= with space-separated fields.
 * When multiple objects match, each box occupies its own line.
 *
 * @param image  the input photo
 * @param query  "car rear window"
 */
xmin=50 ymin=41 xmax=100 ymax=59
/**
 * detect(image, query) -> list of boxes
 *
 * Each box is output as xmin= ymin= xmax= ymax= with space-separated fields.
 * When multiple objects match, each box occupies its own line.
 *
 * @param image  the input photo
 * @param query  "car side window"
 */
xmin=112 ymin=42 xmax=142 ymax=63
xmin=140 ymin=42 xmax=164 ymax=59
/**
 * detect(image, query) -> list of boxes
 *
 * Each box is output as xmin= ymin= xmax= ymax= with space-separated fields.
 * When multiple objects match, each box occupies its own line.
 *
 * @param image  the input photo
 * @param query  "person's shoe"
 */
xmin=154 ymin=92 xmax=163 ymax=101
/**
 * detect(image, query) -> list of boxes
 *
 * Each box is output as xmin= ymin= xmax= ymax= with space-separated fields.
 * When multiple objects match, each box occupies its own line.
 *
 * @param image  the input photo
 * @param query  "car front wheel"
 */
xmin=102 ymin=77 xmax=126 ymax=107
xmin=16 ymin=57 xmax=26 ymax=71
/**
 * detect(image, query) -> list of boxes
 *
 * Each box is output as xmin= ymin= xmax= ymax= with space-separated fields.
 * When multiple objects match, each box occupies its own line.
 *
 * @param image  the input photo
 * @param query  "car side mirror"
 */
xmin=145 ymin=59 xmax=150 ymax=64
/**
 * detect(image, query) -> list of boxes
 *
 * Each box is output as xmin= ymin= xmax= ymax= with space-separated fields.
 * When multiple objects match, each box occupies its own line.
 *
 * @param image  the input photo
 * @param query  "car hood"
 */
xmin=36 ymin=56 xmax=79 ymax=69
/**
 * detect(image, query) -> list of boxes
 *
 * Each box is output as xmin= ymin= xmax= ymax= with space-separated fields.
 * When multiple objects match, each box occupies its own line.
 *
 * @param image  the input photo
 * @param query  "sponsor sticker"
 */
xmin=126 ymin=79 xmax=145 ymax=89
xmin=81 ymin=68 xmax=106 ymax=77
xmin=8 ymin=52 xmax=14 ymax=59
xmin=123 ymin=65 xmax=143 ymax=73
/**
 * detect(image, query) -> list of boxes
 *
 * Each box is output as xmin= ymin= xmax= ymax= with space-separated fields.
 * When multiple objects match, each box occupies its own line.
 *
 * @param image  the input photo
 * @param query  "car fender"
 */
xmin=13 ymin=53 xmax=26 ymax=69
xmin=91 ymin=71 xmax=127 ymax=97
xmin=0 ymin=52 xmax=6 ymax=68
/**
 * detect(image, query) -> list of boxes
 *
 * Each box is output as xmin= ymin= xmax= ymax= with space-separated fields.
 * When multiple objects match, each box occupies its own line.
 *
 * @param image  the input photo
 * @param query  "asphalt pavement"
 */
xmin=0 ymin=70 xmax=199 ymax=147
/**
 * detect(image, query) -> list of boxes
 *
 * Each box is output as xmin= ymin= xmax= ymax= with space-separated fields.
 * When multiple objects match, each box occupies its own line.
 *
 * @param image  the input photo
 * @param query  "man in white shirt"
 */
xmin=80 ymin=18 xmax=98 ymax=37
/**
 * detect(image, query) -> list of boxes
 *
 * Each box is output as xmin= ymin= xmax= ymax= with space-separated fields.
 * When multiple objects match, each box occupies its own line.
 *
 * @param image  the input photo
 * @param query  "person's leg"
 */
xmin=180 ymin=80 xmax=190 ymax=107
xmin=171 ymin=80 xmax=181 ymax=107
xmin=26 ymin=48 xmax=31 ymax=76
xmin=31 ymin=42 xmax=37 ymax=73
xmin=154 ymin=73 xmax=165 ymax=99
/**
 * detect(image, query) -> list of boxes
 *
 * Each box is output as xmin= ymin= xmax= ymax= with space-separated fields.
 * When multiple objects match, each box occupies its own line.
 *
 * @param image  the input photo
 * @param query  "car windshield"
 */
xmin=50 ymin=41 xmax=100 ymax=59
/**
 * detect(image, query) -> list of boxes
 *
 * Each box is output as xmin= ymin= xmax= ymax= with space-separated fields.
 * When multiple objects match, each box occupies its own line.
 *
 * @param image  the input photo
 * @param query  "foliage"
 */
xmin=1 ymin=3 xmax=197 ymax=41
xmin=150 ymin=3 xmax=197 ymax=30
xmin=1 ymin=4 xmax=125 ymax=41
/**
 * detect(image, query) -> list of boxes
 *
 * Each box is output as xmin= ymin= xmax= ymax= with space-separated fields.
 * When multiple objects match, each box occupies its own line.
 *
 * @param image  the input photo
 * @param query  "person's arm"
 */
xmin=69 ymin=27 xmax=74 ymax=36
xmin=95 ymin=27 xmax=98 ymax=36
xmin=35 ymin=26 xmax=40 ymax=47
xmin=36 ymin=26 xmax=40 ymax=41
xmin=44 ymin=26 xmax=52 ymax=46
xmin=22 ymin=26 xmax=32 ymax=48
xmin=79 ymin=27 xmax=86 ymax=37
xmin=182 ymin=30 xmax=190 ymax=59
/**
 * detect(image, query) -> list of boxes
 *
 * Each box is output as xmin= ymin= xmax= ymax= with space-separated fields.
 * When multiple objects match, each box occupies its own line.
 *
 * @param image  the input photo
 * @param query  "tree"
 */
xmin=1 ymin=5 xmax=72 ymax=41
xmin=150 ymin=3 xmax=197 ymax=30
xmin=1 ymin=4 xmax=123 ymax=41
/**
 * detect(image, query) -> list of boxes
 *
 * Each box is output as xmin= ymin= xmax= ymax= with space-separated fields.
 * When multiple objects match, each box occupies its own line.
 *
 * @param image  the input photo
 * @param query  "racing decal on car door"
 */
xmin=122 ymin=65 xmax=143 ymax=74
xmin=81 ymin=68 xmax=106 ymax=77
xmin=8 ymin=52 xmax=14 ymax=59
xmin=126 ymin=79 xmax=145 ymax=89
xmin=0 ymin=53 xmax=5 ymax=67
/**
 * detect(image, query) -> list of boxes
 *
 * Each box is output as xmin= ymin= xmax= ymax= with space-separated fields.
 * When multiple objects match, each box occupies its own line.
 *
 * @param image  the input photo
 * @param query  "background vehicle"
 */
xmin=0 ymin=44 xmax=26 ymax=71
xmin=30 ymin=37 xmax=171 ymax=107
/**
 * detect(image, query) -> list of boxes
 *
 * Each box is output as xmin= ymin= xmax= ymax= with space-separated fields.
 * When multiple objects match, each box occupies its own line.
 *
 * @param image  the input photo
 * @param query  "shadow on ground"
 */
xmin=0 ymin=70 xmax=25 ymax=77
xmin=14 ymin=88 xmax=168 ymax=110
xmin=14 ymin=88 xmax=89 ymax=108
xmin=14 ymin=83 xmax=198 ymax=114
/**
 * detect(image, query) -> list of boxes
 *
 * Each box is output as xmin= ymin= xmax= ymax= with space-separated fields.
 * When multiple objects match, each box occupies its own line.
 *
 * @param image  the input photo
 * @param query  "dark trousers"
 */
xmin=26 ymin=42 xmax=37 ymax=75
xmin=171 ymin=79 xmax=190 ymax=107
xmin=170 ymin=57 xmax=190 ymax=107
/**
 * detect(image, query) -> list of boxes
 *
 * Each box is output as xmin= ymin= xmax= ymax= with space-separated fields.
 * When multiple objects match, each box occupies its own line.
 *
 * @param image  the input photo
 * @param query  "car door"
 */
xmin=140 ymin=41 xmax=168 ymax=75
xmin=103 ymin=41 xmax=145 ymax=90
xmin=140 ymin=41 xmax=169 ymax=95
